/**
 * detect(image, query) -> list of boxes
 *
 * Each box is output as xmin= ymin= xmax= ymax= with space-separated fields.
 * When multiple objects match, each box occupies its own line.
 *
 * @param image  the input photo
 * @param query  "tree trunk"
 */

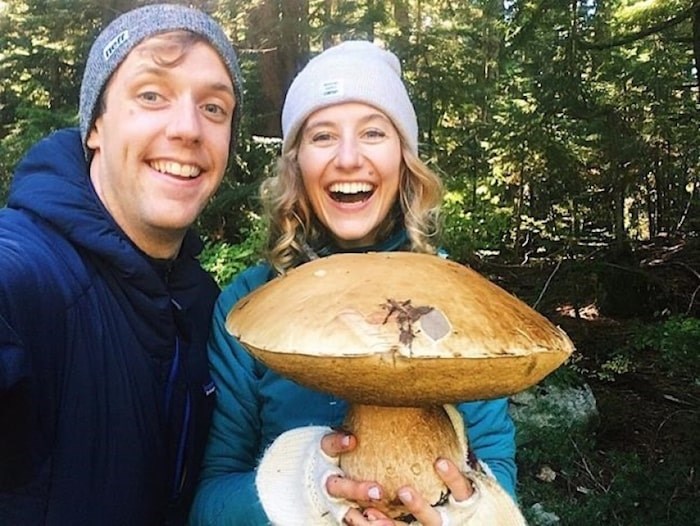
xmin=99 ymin=0 xmax=136 ymax=24
xmin=512 ymin=158 xmax=527 ymax=258
xmin=612 ymin=172 xmax=627 ymax=251
xmin=392 ymin=0 xmax=411 ymax=56
xmin=248 ymin=0 xmax=308 ymax=137
xmin=321 ymin=0 xmax=336 ymax=49
xmin=691 ymin=4 xmax=700 ymax=104
xmin=648 ymin=142 xmax=661 ymax=237
xmin=567 ymin=0 xmax=579 ymax=78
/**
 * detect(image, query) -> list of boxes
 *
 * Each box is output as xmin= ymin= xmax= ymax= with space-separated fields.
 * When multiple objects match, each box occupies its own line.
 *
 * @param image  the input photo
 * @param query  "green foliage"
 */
xmin=517 ymin=316 xmax=700 ymax=525
xmin=0 ymin=104 xmax=76 ymax=203
xmin=440 ymin=189 xmax=512 ymax=260
xmin=199 ymin=218 xmax=265 ymax=287
xmin=517 ymin=407 xmax=597 ymax=469
xmin=522 ymin=449 xmax=698 ymax=526
xmin=2 ymin=0 xmax=699 ymax=246
xmin=518 ymin=371 xmax=699 ymax=525
xmin=566 ymin=315 xmax=700 ymax=385
xmin=198 ymin=132 xmax=280 ymax=244
xmin=0 ymin=0 xmax=97 ymax=204
xmin=2 ymin=2 xmax=698 ymax=523
xmin=628 ymin=315 xmax=700 ymax=381
xmin=567 ymin=343 xmax=640 ymax=383
xmin=595 ymin=351 xmax=637 ymax=381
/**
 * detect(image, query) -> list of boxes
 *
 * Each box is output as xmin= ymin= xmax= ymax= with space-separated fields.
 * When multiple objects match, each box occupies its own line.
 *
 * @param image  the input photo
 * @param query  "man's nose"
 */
xmin=166 ymin=98 xmax=202 ymax=144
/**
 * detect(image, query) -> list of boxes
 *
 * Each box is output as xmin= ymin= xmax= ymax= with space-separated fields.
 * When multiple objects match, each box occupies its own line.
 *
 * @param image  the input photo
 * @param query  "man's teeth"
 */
xmin=150 ymin=161 xmax=201 ymax=178
xmin=329 ymin=182 xmax=374 ymax=194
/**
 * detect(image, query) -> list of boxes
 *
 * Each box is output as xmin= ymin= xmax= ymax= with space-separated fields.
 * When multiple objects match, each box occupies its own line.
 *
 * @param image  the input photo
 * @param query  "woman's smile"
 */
xmin=297 ymin=102 xmax=402 ymax=248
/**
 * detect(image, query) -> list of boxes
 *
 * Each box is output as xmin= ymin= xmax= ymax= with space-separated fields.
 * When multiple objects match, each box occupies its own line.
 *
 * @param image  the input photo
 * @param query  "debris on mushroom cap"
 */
xmin=226 ymin=252 xmax=575 ymax=405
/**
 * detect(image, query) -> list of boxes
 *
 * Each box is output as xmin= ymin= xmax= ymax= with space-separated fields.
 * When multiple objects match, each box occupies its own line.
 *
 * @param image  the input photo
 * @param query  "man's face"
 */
xmin=87 ymin=34 xmax=235 ymax=258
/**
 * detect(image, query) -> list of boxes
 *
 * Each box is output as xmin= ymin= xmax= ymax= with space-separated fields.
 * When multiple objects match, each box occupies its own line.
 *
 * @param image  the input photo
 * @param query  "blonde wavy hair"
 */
xmin=260 ymin=138 xmax=443 ymax=275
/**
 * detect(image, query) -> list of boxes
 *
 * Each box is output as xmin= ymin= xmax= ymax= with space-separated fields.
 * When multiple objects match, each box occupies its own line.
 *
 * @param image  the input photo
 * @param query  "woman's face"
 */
xmin=296 ymin=102 xmax=402 ymax=248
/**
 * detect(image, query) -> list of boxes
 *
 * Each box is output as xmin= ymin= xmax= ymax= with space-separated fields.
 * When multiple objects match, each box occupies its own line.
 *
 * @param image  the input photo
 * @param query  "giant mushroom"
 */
xmin=226 ymin=252 xmax=574 ymax=518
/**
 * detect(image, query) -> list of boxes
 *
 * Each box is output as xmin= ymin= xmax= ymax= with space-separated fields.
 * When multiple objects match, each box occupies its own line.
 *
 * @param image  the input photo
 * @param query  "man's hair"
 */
xmin=94 ymin=31 xmax=204 ymax=120
xmin=79 ymin=3 xmax=243 ymax=160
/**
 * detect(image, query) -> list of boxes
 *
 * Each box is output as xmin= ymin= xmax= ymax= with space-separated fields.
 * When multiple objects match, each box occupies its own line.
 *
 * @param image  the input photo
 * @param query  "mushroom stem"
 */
xmin=339 ymin=403 xmax=464 ymax=518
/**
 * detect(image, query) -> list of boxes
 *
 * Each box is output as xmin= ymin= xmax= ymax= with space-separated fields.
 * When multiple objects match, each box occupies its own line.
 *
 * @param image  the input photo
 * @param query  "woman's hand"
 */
xmin=321 ymin=430 xmax=387 ymax=523
xmin=360 ymin=458 xmax=477 ymax=525
xmin=255 ymin=426 xmax=389 ymax=525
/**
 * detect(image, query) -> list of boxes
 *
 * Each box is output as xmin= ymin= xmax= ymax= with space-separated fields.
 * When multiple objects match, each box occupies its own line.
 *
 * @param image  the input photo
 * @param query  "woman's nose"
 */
xmin=334 ymin=136 xmax=362 ymax=169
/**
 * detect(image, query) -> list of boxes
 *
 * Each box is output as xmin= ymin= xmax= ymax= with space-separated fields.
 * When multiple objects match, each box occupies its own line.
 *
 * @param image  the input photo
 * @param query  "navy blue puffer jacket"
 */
xmin=0 ymin=129 xmax=219 ymax=525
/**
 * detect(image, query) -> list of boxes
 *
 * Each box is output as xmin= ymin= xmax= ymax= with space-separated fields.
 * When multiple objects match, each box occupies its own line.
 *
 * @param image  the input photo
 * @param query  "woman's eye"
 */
xmin=364 ymin=129 xmax=387 ymax=140
xmin=311 ymin=132 xmax=333 ymax=143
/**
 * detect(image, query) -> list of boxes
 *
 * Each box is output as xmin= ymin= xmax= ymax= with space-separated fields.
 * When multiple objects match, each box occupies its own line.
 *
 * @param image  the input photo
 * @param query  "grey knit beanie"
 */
xmin=281 ymin=40 xmax=418 ymax=155
xmin=79 ymin=3 xmax=243 ymax=160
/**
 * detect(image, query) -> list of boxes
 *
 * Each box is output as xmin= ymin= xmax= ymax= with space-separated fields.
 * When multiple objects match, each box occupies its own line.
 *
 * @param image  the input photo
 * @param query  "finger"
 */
xmin=435 ymin=458 xmax=474 ymax=501
xmin=344 ymin=507 xmax=399 ymax=525
xmin=321 ymin=431 xmax=356 ymax=456
xmin=396 ymin=486 xmax=443 ymax=526
xmin=327 ymin=474 xmax=384 ymax=504
xmin=363 ymin=508 xmax=405 ymax=525
xmin=344 ymin=507 xmax=372 ymax=526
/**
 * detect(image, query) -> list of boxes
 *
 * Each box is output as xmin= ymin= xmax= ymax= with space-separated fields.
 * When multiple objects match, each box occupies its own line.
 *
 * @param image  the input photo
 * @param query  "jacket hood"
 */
xmin=8 ymin=128 xmax=204 ymax=289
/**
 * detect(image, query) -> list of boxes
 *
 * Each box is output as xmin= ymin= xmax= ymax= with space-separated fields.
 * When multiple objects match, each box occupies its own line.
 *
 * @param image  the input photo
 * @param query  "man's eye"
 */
xmin=138 ymin=91 xmax=161 ymax=103
xmin=203 ymin=103 xmax=227 ymax=116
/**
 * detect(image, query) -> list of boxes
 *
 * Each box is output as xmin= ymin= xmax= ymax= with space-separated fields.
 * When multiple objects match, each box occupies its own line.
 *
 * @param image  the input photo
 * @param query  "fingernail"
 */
xmin=368 ymin=485 xmax=381 ymax=500
xmin=437 ymin=459 xmax=449 ymax=473
xmin=364 ymin=510 xmax=380 ymax=521
xmin=341 ymin=434 xmax=351 ymax=448
xmin=398 ymin=488 xmax=413 ymax=503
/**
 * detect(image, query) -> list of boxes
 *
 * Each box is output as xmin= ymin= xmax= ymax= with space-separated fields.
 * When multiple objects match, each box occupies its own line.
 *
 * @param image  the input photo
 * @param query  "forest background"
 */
xmin=1 ymin=1 xmax=698 ymax=524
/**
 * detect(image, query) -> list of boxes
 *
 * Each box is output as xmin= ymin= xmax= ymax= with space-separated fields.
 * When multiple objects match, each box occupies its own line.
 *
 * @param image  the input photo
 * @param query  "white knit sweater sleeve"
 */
xmin=255 ymin=426 xmax=353 ymax=525
xmin=430 ymin=469 xmax=528 ymax=526
xmin=437 ymin=405 xmax=527 ymax=526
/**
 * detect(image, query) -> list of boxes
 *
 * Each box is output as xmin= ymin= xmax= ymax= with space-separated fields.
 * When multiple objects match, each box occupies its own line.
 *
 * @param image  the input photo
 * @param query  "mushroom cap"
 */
xmin=226 ymin=252 xmax=574 ymax=405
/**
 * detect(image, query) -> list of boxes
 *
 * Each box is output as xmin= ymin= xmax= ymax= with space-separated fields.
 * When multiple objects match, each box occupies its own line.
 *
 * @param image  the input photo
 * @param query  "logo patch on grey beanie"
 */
xmin=102 ymin=30 xmax=129 ymax=61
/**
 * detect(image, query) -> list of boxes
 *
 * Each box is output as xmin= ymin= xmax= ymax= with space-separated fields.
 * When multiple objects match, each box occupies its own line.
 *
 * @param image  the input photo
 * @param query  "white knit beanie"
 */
xmin=281 ymin=40 xmax=418 ymax=154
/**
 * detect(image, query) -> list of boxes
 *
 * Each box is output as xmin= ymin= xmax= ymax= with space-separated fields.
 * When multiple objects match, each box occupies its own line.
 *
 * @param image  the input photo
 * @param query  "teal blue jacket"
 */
xmin=189 ymin=235 xmax=517 ymax=525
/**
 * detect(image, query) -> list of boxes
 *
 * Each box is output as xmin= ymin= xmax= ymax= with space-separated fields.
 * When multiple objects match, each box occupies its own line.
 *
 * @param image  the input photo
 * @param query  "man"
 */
xmin=0 ymin=4 xmax=243 ymax=525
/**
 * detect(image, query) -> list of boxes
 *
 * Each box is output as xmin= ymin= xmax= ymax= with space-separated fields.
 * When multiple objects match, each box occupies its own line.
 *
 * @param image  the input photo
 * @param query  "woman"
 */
xmin=190 ymin=41 xmax=523 ymax=526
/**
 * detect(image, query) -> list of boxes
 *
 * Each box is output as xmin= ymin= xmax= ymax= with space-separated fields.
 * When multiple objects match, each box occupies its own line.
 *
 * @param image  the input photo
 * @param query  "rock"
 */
xmin=509 ymin=381 xmax=599 ymax=442
xmin=508 ymin=377 xmax=598 ymax=525
xmin=535 ymin=465 xmax=557 ymax=483
xmin=527 ymin=502 xmax=561 ymax=525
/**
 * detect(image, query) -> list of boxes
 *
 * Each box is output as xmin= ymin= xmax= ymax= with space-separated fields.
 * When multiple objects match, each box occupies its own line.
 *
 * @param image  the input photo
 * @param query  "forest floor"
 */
xmin=470 ymin=233 xmax=700 ymax=524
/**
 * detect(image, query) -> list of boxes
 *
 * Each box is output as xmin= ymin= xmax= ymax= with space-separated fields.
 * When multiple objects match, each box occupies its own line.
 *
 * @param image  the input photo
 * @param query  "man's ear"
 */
xmin=86 ymin=120 xmax=101 ymax=150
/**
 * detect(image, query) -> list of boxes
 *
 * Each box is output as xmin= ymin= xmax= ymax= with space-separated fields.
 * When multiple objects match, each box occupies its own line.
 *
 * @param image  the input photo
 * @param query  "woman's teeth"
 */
xmin=329 ymin=182 xmax=375 ymax=203
xmin=329 ymin=182 xmax=374 ymax=194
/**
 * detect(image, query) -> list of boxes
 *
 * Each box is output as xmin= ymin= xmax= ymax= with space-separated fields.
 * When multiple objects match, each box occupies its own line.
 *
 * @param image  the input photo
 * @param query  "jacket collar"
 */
xmin=8 ymin=128 xmax=204 ymax=292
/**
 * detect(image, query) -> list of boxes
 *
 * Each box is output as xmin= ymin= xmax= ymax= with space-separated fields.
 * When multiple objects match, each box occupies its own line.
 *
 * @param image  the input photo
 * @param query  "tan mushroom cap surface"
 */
xmin=226 ymin=252 xmax=574 ymax=406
